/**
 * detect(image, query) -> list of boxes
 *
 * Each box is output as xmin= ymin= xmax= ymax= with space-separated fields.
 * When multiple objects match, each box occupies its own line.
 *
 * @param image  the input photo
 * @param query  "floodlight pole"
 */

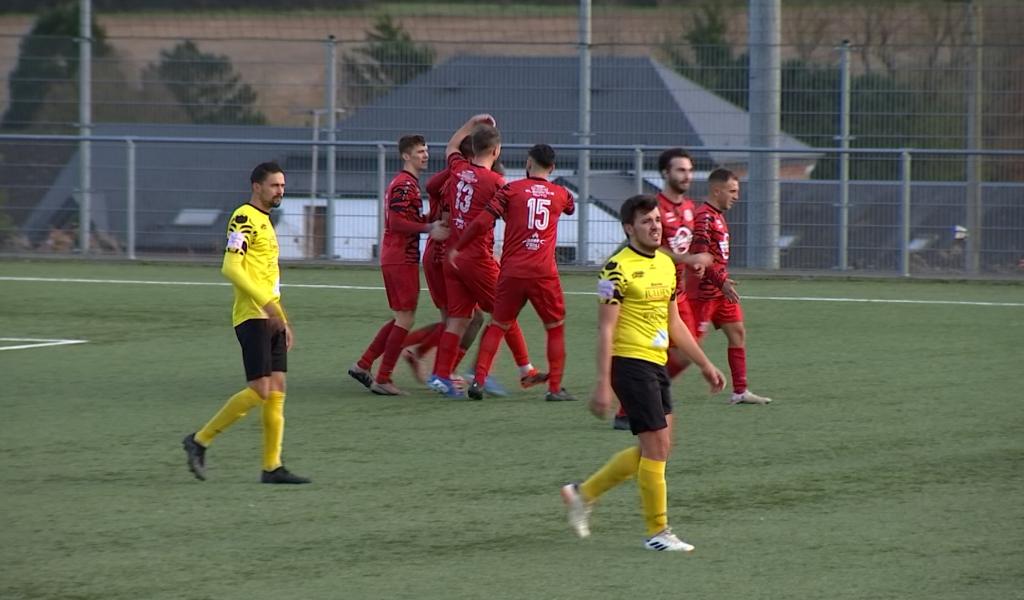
xmin=837 ymin=40 xmax=852 ymax=271
xmin=324 ymin=35 xmax=338 ymax=259
xmin=576 ymin=0 xmax=592 ymax=265
xmin=78 ymin=0 xmax=92 ymax=254
xmin=747 ymin=0 xmax=781 ymax=270
xmin=965 ymin=0 xmax=983 ymax=274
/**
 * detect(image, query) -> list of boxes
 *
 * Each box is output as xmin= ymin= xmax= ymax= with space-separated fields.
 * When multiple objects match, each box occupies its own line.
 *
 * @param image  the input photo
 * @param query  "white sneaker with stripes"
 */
xmin=729 ymin=390 xmax=773 ymax=405
xmin=643 ymin=528 xmax=695 ymax=552
xmin=560 ymin=483 xmax=592 ymax=539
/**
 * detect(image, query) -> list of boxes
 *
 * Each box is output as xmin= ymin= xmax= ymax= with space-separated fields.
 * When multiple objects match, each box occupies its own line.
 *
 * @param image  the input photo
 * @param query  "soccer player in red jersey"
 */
xmin=427 ymin=114 xmax=544 ymax=397
xmin=687 ymin=168 xmax=772 ymax=405
xmin=348 ymin=135 xmax=449 ymax=395
xmin=402 ymin=135 xmax=491 ymax=387
xmin=451 ymin=143 xmax=576 ymax=402
xmin=612 ymin=148 xmax=712 ymax=430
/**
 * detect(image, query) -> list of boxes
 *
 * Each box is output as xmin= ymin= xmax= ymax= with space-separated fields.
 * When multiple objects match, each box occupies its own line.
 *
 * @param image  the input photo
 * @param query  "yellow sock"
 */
xmin=261 ymin=391 xmax=285 ymax=472
xmin=638 ymin=457 xmax=668 ymax=536
xmin=195 ymin=387 xmax=263 ymax=446
xmin=579 ymin=446 xmax=641 ymax=502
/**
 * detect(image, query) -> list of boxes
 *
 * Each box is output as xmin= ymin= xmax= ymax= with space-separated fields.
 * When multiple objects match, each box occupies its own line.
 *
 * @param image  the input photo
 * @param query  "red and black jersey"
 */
xmin=657 ymin=192 xmax=696 ymax=295
xmin=686 ymin=202 xmax=730 ymax=301
xmin=486 ymin=176 xmax=574 ymax=279
xmin=380 ymin=170 xmax=425 ymax=266
xmin=445 ymin=153 xmax=506 ymax=258
xmin=423 ymin=168 xmax=451 ymax=265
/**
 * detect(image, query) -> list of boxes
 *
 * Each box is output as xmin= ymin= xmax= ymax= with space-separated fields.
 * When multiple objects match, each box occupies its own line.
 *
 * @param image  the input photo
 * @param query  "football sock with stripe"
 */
xmin=261 ymin=391 xmax=285 ymax=471
xmin=195 ymin=386 xmax=263 ymax=446
xmin=638 ymin=457 xmax=669 ymax=536
xmin=579 ymin=446 xmax=641 ymax=502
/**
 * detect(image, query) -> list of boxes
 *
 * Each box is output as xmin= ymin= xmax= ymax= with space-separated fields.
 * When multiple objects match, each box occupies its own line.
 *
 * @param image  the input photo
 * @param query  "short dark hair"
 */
xmin=658 ymin=148 xmax=692 ymax=174
xmin=458 ymin=134 xmax=474 ymax=158
xmin=470 ymin=123 xmax=501 ymax=154
xmin=250 ymin=162 xmax=284 ymax=185
xmin=619 ymin=194 xmax=659 ymax=225
xmin=528 ymin=144 xmax=556 ymax=169
xmin=708 ymin=168 xmax=737 ymax=184
xmin=398 ymin=134 xmax=426 ymax=156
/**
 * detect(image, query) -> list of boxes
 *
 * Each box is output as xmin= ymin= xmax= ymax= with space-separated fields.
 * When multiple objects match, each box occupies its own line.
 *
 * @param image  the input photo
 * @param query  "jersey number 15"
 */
xmin=527 ymin=197 xmax=550 ymax=230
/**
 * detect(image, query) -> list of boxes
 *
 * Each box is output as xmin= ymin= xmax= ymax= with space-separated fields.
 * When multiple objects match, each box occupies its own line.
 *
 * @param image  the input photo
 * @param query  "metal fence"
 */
xmin=1 ymin=132 xmax=1020 ymax=277
xmin=0 ymin=1 xmax=1021 ymax=276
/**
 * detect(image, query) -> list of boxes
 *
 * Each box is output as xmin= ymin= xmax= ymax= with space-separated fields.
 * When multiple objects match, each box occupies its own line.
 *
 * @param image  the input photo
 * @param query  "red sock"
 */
xmin=415 ymin=323 xmax=444 ymax=357
xmin=375 ymin=325 xmax=409 ymax=383
xmin=401 ymin=322 xmax=438 ymax=350
xmin=727 ymin=346 xmax=747 ymax=394
xmin=546 ymin=324 xmax=566 ymax=392
xmin=452 ymin=347 xmax=468 ymax=373
xmin=473 ymin=324 xmax=505 ymax=384
xmin=503 ymin=320 xmax=531 ymax=368
xmin=358 ymin=320 xmax=394 ymax=370
xmin=666 ymin=352 xmax=689 ymax=378
xmin=433 ymin=331 xmax=461 ymax=379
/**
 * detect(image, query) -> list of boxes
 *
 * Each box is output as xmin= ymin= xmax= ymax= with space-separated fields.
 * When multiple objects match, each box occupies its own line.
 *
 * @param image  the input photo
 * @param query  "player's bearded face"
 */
xmin=665 ymin=158 xmax=693 ymax=195
xmin=258 ymin=172 xmax=286 ymax=209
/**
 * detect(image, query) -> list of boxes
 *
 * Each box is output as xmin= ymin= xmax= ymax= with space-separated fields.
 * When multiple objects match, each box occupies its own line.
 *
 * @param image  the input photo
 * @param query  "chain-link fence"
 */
xmin=0 ymin=1 xmax=1021 ymax=275
xmin=1 ymin=132 xmax=1020 ymax=276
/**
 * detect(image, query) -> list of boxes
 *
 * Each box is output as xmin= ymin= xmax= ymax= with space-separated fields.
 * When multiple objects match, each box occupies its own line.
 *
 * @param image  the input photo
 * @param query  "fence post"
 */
xmin=900 ymin=150 xmax=912 ymax=277
xmin=576 ymin=0 xmax=592 ymax=265
xmin=78 ymin=0 xmax=92 ymax=254
xmin=126 ymin=138 xmax=136 ymax=260
xmin=324 ymin=35 xmax=338 ymax=259
xmin=634 ymin=147 xmax=644 ymax=196
xmin=377 ymin=143 xmax=387 ymax=264
xmin=837 ymin=39 xmax=851 ymax=271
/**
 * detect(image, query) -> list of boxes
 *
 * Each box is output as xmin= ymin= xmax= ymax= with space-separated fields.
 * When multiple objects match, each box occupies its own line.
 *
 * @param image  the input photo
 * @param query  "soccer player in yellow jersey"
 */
xmin=182 ymin=162 xmax=310 ymax=484
xmin=560 ymin=194 xmax=724 ymax=551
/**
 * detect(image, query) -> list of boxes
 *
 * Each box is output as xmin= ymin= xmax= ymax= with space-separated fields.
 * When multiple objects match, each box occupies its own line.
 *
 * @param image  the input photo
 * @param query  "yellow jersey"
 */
xmin=597 ymin=245 xmax=676 ymax=365
xmin=223 ymin=203 xmax=281 ymax=326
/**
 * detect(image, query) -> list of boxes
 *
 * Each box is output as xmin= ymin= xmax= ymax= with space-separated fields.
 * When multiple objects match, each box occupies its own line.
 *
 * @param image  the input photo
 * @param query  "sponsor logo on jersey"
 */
xmin=523 ymin=232 xmax=545 ymax=251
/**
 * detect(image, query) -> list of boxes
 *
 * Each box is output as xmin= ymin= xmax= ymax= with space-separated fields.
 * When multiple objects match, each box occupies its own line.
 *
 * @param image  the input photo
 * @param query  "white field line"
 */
xmin=0 ymin=337 xmax=89 ymax=351
xmin=1 ymin=275 xmax=1021 ymax=307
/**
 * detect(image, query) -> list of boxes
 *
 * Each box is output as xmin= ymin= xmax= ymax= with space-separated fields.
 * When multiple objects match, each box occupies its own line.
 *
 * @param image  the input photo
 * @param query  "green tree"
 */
xmin=660 ymin=3 xmax=748 ymax=109
xmin=154 ymin=40 xmax=266 ymax=125
xmin=344 ymin=14 xmax=436 ymax=106
xmin=1 ymin=2 xmax=112 ymax=129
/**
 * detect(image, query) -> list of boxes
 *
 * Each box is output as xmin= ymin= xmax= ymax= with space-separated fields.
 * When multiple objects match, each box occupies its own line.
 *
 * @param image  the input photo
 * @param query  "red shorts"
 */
xmin=423 ymin=258 xmax=446 ymax=310
xmin=676 ymin=293 xmax=699 ymax=338
xmin=690 ymin=296 xmax=743 ymax=337
xmin=381 ymin=264 xmax=420 ymax=311
xmin=493 ymin=274 xmax=565 ymax=324
xmin=444 ymin=254 xmax=499 ymax=318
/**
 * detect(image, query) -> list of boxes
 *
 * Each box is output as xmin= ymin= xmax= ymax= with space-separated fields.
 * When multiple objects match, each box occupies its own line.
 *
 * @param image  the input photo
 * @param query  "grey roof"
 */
xmin=333 ymin=55 xmax=815 ymax=166
xmin=23 ymin=123 xmax=311 ymax=251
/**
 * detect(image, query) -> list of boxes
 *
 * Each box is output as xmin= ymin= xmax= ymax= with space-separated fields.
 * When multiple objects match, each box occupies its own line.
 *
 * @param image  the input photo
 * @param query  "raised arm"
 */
xmin=446 ymin=113 xmax=496 ymax=158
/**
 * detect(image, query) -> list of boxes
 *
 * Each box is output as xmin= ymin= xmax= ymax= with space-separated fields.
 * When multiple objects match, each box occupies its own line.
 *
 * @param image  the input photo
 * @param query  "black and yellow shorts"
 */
xmin=234 ymin=319 xmax=287 ymax=381
xmin=611 ymin=356 xmax=672 ymax=435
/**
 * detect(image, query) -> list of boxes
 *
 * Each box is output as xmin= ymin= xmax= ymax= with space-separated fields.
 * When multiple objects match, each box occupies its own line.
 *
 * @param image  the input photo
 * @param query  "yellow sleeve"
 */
xmin=221 ymin=251 xmax=274 ymax=308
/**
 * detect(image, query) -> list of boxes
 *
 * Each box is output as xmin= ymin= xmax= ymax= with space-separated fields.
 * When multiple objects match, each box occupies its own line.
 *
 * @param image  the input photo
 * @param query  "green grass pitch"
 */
xmin=2 ymin=259 xmax=1022 ymax=600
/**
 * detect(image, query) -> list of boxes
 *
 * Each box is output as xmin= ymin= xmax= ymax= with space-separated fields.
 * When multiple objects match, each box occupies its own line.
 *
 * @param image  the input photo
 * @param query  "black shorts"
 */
xmin=611 ymin=356 xmax=672 ymax=435
xmin=234 ymin=319 xmax=287 ymax=381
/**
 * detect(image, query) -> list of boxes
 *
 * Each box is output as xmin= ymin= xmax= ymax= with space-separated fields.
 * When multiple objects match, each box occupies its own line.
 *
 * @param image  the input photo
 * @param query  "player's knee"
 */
xmin=544 ymin=319 xmax=565 ymax=330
